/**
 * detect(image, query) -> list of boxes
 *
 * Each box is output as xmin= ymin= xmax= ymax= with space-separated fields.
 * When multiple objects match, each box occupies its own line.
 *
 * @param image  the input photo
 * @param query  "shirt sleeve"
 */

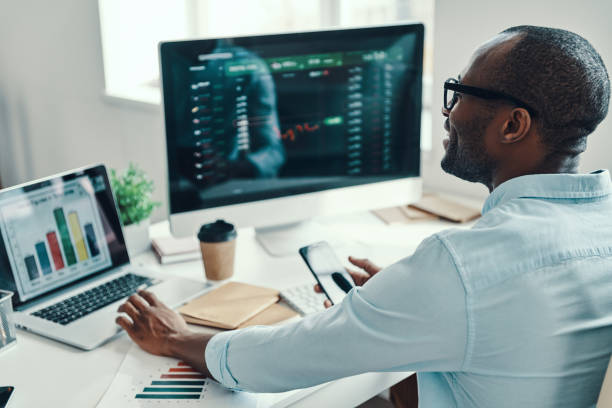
xmin=205 ymin=234 xmax=468 ymax=393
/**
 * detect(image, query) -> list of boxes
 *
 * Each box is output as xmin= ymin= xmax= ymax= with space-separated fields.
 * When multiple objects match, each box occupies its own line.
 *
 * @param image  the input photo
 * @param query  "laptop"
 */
xmin=0 ymin=164 xmax=208 ymax=350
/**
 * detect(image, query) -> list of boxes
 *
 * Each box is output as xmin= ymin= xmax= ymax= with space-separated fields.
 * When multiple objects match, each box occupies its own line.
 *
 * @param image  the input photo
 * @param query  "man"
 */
xmin=116 ymin=26 xmax=611 ymax=407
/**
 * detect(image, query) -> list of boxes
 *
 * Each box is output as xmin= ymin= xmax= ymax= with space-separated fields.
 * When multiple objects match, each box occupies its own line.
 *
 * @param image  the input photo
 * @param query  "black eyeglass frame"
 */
xmin=444 ymin=78 xmax=537 ymax=116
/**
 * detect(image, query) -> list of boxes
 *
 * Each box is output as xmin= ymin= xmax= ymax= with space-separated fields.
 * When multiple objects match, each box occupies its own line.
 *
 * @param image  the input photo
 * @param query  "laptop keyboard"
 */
xmin=32 ymin=273 xmax=153 ymax=326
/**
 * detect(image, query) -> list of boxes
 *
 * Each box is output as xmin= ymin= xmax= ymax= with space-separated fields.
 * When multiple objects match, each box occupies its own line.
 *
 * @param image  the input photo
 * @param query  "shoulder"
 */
xmin=433 ymin=197 xmax=597 ymax=293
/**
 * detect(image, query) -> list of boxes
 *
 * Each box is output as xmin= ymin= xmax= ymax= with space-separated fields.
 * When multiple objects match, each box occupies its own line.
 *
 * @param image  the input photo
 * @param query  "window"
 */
xmin=98 ymin=0 xmax=433 ymax=148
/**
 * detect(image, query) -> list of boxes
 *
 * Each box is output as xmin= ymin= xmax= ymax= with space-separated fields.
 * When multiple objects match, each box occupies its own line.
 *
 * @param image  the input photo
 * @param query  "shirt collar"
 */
xmin=482 ymin=170 xmax=612 ymax=215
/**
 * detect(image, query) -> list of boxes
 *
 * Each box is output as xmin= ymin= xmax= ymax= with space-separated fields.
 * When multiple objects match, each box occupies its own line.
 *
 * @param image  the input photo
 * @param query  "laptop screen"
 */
xmin=0 ymin=165 xmax=130 ymax=306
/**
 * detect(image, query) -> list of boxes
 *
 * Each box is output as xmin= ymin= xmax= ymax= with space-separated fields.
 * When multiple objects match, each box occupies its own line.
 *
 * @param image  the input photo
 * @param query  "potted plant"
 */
xmin=110 ymin=163 xmax=160 ymax=257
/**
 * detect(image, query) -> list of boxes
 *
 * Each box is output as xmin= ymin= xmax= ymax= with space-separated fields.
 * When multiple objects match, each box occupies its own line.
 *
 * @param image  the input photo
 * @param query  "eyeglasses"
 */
xmin=443 ymin=78 xmax=537 ymax=116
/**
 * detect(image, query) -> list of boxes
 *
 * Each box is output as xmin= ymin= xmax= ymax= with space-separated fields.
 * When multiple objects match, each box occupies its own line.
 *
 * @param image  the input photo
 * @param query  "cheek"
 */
xmin=448 ymin=101 xmax=468 ymax=133
xmin=449 ymin=98 xmax=465 ymax=118
xmin=448 ymin=109 xmax=467 ymax=141
xmin=480 ymin=117 xmax=503 ymax=156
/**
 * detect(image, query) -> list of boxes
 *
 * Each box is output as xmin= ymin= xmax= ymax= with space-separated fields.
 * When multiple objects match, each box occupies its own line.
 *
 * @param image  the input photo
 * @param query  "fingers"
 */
xmin=117 ymin=291 xmax=157 ymax=325
xmin=118 ymin=301 xmax=141 ymax=322
xmin=314 ymin=284 xmax=333 ymax=308
xmin=115 ymin=315 xmax=133 ymax=332
xmin=138 ymin=290 xmax=161 ymax=307
xmin=128 ymin=293 xmax=149 ymax=313
xmin=346 ymin=268 xmax=369 ymax=286
xmin=348 ymin=256 xmax=381 ymax=275
xmin=116 ymin=316 xmax=142 ymax=345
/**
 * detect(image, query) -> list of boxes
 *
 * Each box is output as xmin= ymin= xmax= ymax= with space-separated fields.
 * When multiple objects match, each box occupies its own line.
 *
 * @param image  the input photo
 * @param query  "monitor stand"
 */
xmin=255 ymin=220 xmax=340 ymax=257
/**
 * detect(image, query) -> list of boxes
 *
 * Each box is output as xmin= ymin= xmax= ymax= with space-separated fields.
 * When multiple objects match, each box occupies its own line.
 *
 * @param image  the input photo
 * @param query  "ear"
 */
xmin=500 ymin=107 xmax=532 ymax=144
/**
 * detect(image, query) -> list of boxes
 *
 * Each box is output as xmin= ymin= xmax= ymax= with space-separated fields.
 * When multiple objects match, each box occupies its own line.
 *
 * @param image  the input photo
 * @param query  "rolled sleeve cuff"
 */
xmin=205 ymin=331 xmax=242 ymax=389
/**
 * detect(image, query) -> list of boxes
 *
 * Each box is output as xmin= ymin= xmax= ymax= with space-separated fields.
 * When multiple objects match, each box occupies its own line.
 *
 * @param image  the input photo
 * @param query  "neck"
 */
xmin=487 ymin=154 xmax=580 ymax=192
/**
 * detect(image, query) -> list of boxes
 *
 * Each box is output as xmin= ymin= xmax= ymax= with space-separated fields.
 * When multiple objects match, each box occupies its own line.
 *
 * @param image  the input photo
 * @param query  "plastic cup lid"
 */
xmin=197 ymin=220 xmax=237 ymax=243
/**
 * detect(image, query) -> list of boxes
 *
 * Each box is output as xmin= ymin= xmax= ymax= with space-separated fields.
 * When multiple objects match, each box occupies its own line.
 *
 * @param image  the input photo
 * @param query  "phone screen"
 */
xmin=299 ymin=241 xmax=353 ymax=305
xmin=0 ymin=386 xmax=14 ymax=408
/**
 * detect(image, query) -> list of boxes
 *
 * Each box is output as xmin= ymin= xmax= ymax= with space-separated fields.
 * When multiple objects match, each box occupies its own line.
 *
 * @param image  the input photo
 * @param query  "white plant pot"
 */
xmin=123 ymin=219 xmax=151 ymax=258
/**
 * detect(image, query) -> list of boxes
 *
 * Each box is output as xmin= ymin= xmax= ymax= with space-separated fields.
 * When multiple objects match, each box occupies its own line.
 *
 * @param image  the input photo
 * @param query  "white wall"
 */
xmin=0 ymin=0 xmax=168 ymax=220
xmin=0 ymin=0 xmax=611 ymax=220
xmin=425 ymin=0 xmax=612 ymax=198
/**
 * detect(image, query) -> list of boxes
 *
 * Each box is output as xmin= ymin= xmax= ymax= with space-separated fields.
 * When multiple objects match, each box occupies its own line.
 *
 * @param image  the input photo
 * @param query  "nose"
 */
xmin=441 ymin=106 xmax=450 ymax=117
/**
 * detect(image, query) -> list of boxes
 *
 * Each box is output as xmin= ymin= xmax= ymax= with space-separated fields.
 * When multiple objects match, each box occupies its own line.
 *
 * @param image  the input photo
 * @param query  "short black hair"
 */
xmin=491 ymin=26 xmax=610 ymax=156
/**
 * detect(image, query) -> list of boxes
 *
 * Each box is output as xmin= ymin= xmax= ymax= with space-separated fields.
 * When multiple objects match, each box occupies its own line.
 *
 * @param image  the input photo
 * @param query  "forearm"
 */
xmin=205 ymin=242 xmax=468 ymax=392
xmin=167 ymin=332 xmax=213 ymax=378
xmin=205 ymin=293 xmax=396 ymax=392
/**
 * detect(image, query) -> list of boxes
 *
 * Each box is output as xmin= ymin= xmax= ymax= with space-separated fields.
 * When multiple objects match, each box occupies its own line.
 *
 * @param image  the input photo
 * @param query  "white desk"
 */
xmin=0 ymin=210 xmax=475 ymax=407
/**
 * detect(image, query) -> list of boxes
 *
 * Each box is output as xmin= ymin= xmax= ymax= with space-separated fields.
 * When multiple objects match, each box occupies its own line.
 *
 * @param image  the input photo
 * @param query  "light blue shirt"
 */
xmin=206 ymin=170 xmax=612 ymax=407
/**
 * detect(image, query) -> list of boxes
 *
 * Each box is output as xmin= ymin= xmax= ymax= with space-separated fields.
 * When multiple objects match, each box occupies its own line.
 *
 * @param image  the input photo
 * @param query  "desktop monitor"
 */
xmin=160 ymin=23 xmax=424 ymax=255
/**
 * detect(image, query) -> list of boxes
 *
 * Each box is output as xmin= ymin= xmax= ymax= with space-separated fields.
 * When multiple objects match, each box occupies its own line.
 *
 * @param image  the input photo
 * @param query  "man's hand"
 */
xmin=344 ymin=256 xmax=382 ymax=285
xmin=116 ymin=290 xmax=192 ymax=356
xmin=314 ymin=256 xmax=382 ymax=308
xmin=116 ymin=290 xmax=214 ymax=377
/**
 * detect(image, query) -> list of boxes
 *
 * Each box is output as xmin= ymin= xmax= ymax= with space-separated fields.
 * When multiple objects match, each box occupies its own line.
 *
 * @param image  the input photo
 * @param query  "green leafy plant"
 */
xmin=110 ymin=163 xmax=160 ymax=226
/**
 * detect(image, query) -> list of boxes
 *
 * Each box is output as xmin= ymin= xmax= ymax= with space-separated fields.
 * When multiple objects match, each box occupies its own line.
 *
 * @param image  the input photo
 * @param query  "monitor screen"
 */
xmin=0 ymin=165 xmax=129 ymax=305
xmin=161 ymin=24 xmax=423 ymax=215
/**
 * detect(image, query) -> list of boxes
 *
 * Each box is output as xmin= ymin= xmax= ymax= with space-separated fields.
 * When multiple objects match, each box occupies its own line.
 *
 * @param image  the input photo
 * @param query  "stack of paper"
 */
xmin=410 ymin=194 xmax=481 ymax=223
xmin=373 ymin=193 xmax=481 ymax=224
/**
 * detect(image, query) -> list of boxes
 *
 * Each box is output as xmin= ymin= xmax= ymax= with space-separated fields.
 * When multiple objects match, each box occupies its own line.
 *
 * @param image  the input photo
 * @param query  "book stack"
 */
xmin=151 ymin=235 xmax=201 ymax=264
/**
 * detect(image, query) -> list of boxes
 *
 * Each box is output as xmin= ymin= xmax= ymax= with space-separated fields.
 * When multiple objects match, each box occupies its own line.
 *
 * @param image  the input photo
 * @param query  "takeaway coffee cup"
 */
xmin=197 ymin=220 xmax=237 ymax=281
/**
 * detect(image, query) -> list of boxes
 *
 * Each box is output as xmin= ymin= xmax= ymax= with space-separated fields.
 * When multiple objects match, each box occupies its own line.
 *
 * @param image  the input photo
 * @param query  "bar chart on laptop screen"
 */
xmin=0 ymin=177 xmax=112 ymax=297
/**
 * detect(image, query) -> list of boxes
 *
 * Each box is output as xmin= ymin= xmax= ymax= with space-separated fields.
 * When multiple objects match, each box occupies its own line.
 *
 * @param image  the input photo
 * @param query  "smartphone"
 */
xmin=299 ymin=241 xmax=354 ymax=305
xmin=0 ymin=386 xmax=14 ymax=408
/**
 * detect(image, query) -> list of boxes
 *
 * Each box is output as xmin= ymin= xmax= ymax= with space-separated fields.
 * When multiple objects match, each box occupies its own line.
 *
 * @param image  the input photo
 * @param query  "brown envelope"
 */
xmin=178 ymin=281 xmax=280 ymax=329
xmin=183 ymin=302 xmax=298 ymax=329
xmin=237 ymin=303 xmax=298 ymax=328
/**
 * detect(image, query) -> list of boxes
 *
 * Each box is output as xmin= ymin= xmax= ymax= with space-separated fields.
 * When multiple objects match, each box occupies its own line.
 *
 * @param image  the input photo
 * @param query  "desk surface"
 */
xmin=0 ymin=209 xmax=476 ymax=407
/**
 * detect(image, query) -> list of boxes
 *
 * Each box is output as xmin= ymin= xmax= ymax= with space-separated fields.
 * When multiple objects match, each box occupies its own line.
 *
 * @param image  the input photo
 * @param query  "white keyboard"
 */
xmin=280 ymin=283 xmax=328 ymax=315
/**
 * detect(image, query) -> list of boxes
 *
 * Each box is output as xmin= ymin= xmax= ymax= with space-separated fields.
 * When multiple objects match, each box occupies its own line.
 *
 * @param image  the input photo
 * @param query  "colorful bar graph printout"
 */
xmin=134 ymin=361 xmax=204 ymax=400
xmin=135 ymin=394 xmax=199 ymax=400
xmin=160 ymin=374 xmax=206 ymax=379
xmin=67 ymin=212 xmax=89 ymax=261
xmin=53 ymin=208 xmax=77 ymax=265
xmin=142 ymin=387 xmax=203 ymax=393
xmin=169 ymin=367 xmax=200 ymax=373
xmin=46 ymin=232 xmax=65 ymax=270
xmin=83 ymin=223 xmax=100 ymax=257
xmin=24 ymin=255 xmax=39 ymax=280
xmin=35 ymin=242 xmax=52 ymax=275
xmin=151 ymin=381 xmax=205 ymax=386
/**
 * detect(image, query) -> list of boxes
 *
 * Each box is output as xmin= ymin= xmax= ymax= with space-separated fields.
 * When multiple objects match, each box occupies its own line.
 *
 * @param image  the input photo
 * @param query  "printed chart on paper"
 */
xmin=96 ymin=344 xmax=258 ymax=407
xmin=97 ymin=344 xmax=325 ymax=408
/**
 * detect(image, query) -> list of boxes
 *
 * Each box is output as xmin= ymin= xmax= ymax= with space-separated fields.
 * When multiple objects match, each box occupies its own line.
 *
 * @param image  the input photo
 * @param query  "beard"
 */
xmin=440 ymin=116 xmax=496 ymax=186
